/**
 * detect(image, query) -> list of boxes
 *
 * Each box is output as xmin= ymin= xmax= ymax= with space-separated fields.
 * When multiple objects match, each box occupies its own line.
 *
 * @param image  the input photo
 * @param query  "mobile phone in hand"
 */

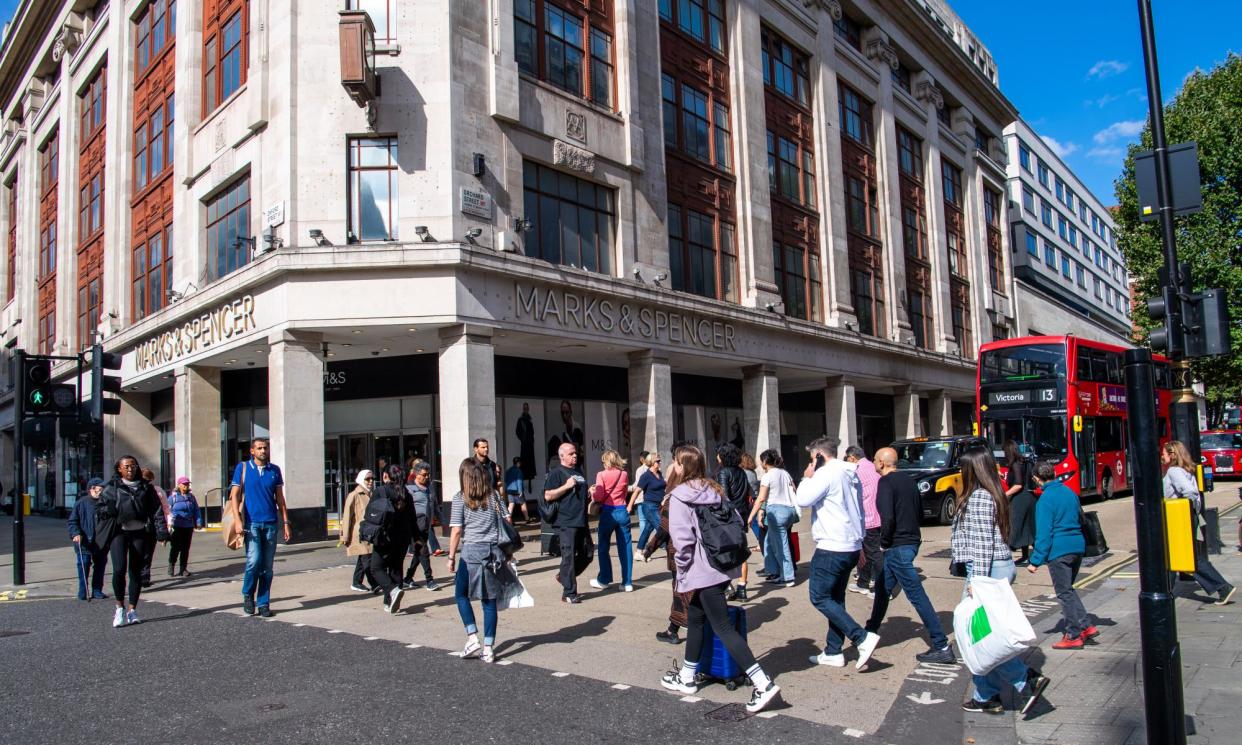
xmin=814 ymin=454 xmax=826 ymax=470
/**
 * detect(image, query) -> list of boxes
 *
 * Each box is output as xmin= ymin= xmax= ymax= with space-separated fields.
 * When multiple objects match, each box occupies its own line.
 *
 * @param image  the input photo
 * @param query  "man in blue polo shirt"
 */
xmin=228 ymin=437 xmax=290 ymax=617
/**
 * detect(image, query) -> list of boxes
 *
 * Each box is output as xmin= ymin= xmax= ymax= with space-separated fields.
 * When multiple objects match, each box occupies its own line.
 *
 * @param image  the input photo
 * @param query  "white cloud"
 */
xmin=1040 ymin=135 xmax=1079 ymax=159
xmin=1083 ymin=93 xmax=1120 ymax=109
xmin=1093 ymin=120 xmax=1146 ymax=145
xmin=1087 ymin=60 xmax=1129 ymax=79
xmin=1088 ymin=146 xmax=1124 ymax=160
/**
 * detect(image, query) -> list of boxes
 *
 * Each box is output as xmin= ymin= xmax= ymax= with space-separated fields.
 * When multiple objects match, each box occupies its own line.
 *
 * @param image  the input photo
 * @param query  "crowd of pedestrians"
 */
xmin=67 ymin=426 xmax=1236 ymax=718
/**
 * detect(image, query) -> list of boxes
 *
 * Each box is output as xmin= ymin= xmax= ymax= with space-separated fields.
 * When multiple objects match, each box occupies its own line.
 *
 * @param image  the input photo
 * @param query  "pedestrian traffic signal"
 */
xmin=1145 ymin=286 xmax=1183 ymax=358
xmin=88 ymin=343 xmax=122 ymax=422
xmin=20 ymin=357 xmax=76 ymax=417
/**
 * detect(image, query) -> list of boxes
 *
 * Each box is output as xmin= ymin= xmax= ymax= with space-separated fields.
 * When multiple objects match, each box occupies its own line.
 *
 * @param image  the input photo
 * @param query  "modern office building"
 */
xmin=0 ymin=0 xmax=1016 ymax=535
xmin=1003 ymin=118 xmax=1131 ymax=346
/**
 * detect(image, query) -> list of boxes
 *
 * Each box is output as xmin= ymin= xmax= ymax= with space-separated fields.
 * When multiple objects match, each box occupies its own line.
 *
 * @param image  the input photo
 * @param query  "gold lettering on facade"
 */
xmin=133 ymin=295 xmax=257 ymax=371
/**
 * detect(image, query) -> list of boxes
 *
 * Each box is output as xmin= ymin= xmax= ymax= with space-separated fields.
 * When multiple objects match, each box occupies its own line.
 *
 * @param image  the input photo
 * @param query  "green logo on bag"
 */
xmin=970 ymin=606 xmax=992 ymax=644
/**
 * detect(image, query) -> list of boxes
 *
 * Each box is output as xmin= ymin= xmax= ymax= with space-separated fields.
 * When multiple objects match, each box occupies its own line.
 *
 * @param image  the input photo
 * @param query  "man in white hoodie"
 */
xmin=795 ymin=436 xmax=881 ymax=670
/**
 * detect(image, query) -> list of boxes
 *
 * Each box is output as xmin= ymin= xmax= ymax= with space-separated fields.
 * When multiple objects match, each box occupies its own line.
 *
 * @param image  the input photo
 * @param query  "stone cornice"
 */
xmin=801 ymin=0 xmax=843 ymax=20
xmin=866 ymin=38 xmax=900 ymax=72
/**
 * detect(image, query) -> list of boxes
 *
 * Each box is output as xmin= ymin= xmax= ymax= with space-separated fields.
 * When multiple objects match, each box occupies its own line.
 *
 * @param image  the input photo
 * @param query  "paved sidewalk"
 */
xmin=965 ymin=506 xmax=1242 ymax=745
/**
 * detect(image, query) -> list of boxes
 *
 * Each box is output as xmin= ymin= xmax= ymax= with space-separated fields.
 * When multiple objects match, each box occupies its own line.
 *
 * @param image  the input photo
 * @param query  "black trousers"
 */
xmin=856 ymin=528 xmax=884 ymax=587
xmin=353 ymin=555 xmax=377 ymax=587
xmin=558 ymin=526 xmax=590 ymax=597
xmin=140 ymin=527 xmax=158 ymax=583
xmin=168 ymin=527 xmax=194 ymax=572
xmin=684 ymin=582 xmax=757 ymax=672
xmin=110 ymin=531 xmax=150 ymax=606
xmin=404 ymin=540 xmax=433 ymax=583
xmin=368 ymin=547 xmax=403 ymax=598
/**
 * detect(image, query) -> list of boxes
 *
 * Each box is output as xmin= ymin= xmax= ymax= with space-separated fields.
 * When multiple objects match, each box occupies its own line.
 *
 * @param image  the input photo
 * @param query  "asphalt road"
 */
xmin=1 ymin=597 xmax=881 ymax=745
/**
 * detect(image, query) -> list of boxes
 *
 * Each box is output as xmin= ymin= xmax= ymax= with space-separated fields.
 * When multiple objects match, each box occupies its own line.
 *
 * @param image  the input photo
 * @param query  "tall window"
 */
xmin=845 ymin=175 xmax=879 ymax=239
xmin=852 ymin=268 xmax=885 ymax=338
xmin=897 ymin=127 xmax=923 ymax=179
xmin=132 ymin=226 xmax=172 ymax=319
xmin=5 ymin=174 xmax=15 ymax=301
xmin=80 ymin=71 xmax=106 ymax=140
xmin=1036 ymin=160 xmax=1049 ymax=189
xmin=1022 ymin=187 xmax=1034 ymax=213
xmin=761 ymin=29 xmax=809 ymax=105
xmin=832 ymin=12 xmax=862 ymax=50
xmin=773 ymin=241 xmax=822 ymax=322
xmin=658 ymin=0 xmax=725 ymax=54
xmin=38 ymin=134 xmax=58 ymax=279
xmin=942 ymin=159 xmax=966 ymax=280
xmin=523 ymin=161 xmax=615 ymax=275
xmin=907 ymin=284 xmax=930 ymax=349
xmin=134 ymin=95 xmax=174 ymax=193
xmin=902 ymin=205 xmax=927 ymax=260
xmin=891 ymin=61 xmax=911 ymax=93
xmin=347 ymin=137 xmax=399 ymax=242
xmin=1018 ymin=141 xmax=1031 ymax=171
xmin=133 ymin=0 xmax=176 ymax=322
xmin=78 ymin=65 xmax=107 ymax=349
xmin=667 ymin=204 xmax=737 ymax=303
xmin=203 ymin=0 xmax=249 ymax=116
xmin=77 ymin=278 xmax=101 ymax=348
xmin=951 ymin=296 xmax=972 ymax=357
xmin=941 ymin=160 xmax=962 ymax=208
xmin=984 ymin=188 xmax=1003 ymax=292
xmin=514 ymin=1 xmax=614 ymax=109
xmin=838 ymin=84 xmax=874 ymax=147
xmin=38 ymin=311 xmax=55 ymax=355
xmin=134 ymin=0 xmax=175 ymax=76
xmin=663 ymin=78 xmax=731 ymax=171
xmin=349 ymin=0 xmax=394 ymax=45
xmin=205 ymin=175 xmax=252 ymax=281
xmin=767 ymin=131 xmax=814 ymax=207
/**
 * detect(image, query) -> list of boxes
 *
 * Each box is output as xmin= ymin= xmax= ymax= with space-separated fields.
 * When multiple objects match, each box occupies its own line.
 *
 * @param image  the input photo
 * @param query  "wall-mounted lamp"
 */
xmin=653 ymin=272 xmax=668 ymax=284
xmin=464 ymin=227 xmax=482 ymax=245
xmin=414 ymin=226 xmax=435 ymax=243
xmin=513 ymin=217 xmax=533 ymax=233
xmin=632 ymin=266 xmax=643 ymax=280
xmin=844 ymin=321 xmax=857 ymax=332
xmin=764 ymin=300 xmax=785 ymax=313
xmin=309 ymin=229 xmax=332 ymax=247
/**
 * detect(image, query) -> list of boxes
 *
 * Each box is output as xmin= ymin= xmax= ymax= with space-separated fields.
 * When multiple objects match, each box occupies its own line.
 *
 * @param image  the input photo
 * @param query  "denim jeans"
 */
xmin=74 ymin=543 xmax=108 ymax=595
xmin=866 ymin=543 xmax=948 ymax=649
xmin=242 ymin=521 xmax=279 ymax=607
xmin=454 ymin=561 xmax=497 ymax=645
xmin=809 ymin=549 xmax=867 ymax=655
xmin=763 ymin=505 xmax=797 ymax=582
xmin=637 ymin=501 xmax=660 ymax=550
xmin=597 ymin=506 xmax=633 ymax=586
xmin=964 ymin=558 xmax=1029 ymax=701
xmin=1047 ymin=553 xmax=1089 ymax=637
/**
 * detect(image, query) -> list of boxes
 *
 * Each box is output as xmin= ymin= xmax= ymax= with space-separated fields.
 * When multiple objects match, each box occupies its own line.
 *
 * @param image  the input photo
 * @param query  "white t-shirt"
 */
xmin=760 ymin=468 xmax=795 ymax=507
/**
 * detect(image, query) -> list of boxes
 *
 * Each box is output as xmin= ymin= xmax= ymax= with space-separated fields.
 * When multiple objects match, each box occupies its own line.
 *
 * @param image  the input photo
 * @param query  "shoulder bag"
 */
xmin=493 ymin=496 xmax=523 ymax=557
xmin=223 ymin=464 xmax=247 ymax=551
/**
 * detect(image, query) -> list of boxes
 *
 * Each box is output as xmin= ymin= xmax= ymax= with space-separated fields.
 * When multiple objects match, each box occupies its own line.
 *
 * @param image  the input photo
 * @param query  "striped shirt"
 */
xmin=449 ymin=492 xmax=507 ymax=544
xmin=950 ymin=488 xmax=1011 ymax=575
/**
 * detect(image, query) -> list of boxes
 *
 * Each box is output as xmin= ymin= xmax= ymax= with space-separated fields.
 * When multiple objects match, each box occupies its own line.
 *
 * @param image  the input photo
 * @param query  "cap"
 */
xmin=176 ymin=476 xmax=191 ymax=485
xmin=87 ymin=477 xmax=105 ymax=488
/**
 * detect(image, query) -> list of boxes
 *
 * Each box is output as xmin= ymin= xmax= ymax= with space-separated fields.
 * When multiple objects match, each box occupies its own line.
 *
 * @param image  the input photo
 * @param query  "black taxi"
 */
xmin=890 ymin=435 xmax=989 ymax=525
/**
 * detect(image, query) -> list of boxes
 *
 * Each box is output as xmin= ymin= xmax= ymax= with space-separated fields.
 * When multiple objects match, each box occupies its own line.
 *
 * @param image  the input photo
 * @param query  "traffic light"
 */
xmin=20 ymin=357 xmax=77 ymax=417
xmin=1146 ymin=286 xmax=1184 ymax=357
xmin=88 ymin=343 xmax=122 ymax=422
xmin=1183 ymin=288 xmax=1232 ymax=359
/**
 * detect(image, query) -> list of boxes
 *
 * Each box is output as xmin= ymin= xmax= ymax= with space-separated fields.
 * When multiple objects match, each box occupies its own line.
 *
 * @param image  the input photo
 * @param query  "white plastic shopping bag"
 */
xmin=953 ymin=575 xmax=1036 ymax=676
xmin=498 ymin=561 xmax=535 ymax=610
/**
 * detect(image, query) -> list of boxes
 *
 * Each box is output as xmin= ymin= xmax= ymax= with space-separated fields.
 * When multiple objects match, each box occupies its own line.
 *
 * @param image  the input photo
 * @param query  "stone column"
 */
xmin=627 ymin=350 xmax=673 ymax=464
xmin=894 ymin=385 xmax=923 ymax=439
xmin=742 ymin=365 xmax=780 ymax=456
xmin=439 ymin=324 xmax=497 ymax=481
xmin=110 ymin=393 xmax=161 ymax=477
xmin=825 ymin=377 xmax=857 ymax=448
xmin=174 ymin=365 xmax=223 ymax=513
xmin=929 ymin=392 xmax=953 ymax=437
xmin=267 ymin=330 xmax=326 ymax=543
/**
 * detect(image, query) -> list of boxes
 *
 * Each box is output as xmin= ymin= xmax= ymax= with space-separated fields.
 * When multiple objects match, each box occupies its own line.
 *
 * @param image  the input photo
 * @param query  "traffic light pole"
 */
xmin=1138 ymin=0 xmax=1200 ymax=460
xmin=11 ymin=349 xmax=24 ymax=585
xmin=1125 ymin=348 xmax=1187 ymax=745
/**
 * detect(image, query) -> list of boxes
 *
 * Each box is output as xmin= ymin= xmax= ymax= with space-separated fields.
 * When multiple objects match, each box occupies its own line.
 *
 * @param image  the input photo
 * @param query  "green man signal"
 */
xmin=29 ymin=389 xmax=46 ymax=407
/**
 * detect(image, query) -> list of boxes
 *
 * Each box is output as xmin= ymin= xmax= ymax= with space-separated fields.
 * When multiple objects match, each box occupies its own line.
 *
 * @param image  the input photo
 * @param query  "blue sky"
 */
xmin=951 ymin=0 xmax=1241 ymax=206
xmin=1 ymin=1 xmax=1236 ymax=206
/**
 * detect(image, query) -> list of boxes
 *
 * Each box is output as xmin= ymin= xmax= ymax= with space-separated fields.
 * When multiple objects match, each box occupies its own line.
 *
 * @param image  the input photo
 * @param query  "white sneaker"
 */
xmin=660 ymin=670 xmax=698 ymax=694
xmin=126 ymin=609 xmax=141 ymax=625
xmin=589 ymin=579 xmax=611 ymax=590
xmin=746 ymin=682 xmax=781 ymax=713
xmin=848 ymin=583 xmax=872 ymax=595
xmin=459 ymin=638 xmax=481 ymax=659
xmin=112 ymin=608 xmax=127 ymax=628
xmin=623 ymin=584 xmax=634 ymax=593
xmin=385 ymin=588 xmax=405 ymax=614
xmin=855 ymin=632 xmax=881 ymax=669
xmin=809 ymin=652 xmax=845 ymax=667
xmin=481 ymin=646 xmax=495 ymax=663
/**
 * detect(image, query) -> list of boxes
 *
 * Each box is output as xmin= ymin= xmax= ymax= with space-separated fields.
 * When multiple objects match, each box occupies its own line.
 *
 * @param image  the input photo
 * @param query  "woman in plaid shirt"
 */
xmin=952 ymin=448 xmax=1050 ymax=716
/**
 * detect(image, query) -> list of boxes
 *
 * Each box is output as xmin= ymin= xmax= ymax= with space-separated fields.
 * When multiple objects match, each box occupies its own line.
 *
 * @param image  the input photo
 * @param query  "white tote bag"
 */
xmin=953 ymin=574 xmax=1036 ymax=676
xmin=498 ymin=561 xmax=535 ymax=610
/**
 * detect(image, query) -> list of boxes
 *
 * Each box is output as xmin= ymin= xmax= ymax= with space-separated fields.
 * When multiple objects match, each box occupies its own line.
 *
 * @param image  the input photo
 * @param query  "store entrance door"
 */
xmin=326 ymin=431 xmax=434 ymax=515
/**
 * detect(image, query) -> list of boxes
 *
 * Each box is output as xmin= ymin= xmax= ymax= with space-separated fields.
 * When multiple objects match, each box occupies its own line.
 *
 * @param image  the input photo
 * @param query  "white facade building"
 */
xmin=1003 ymin=118 xmax=1131 ymax=346
xmin=0 ymin=0 xmax=1016 ymax=535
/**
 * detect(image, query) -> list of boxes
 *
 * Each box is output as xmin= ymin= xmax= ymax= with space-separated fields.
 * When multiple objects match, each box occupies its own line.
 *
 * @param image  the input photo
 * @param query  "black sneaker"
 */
xmin=726 ymin=585 xmax=748 ymax=601
xmin=243 ymin=596 xmax=256 ymax=615
xmin=916 ymin=646 xmax=956 ymax=664
xmin=1020 ymin=670 xmax=1050 ymax=715
xmin=257 ymin=606 xmax=273 ymax=618
xmin=655 ymin=630 xmax=682 ymax=645
xmin=962 ymin=696 xmax=1003 ymax=714
xmin=562 ymin=595 xmax=582 ymax=604
xmin=425 ymin=580 xmax=441 ymax=592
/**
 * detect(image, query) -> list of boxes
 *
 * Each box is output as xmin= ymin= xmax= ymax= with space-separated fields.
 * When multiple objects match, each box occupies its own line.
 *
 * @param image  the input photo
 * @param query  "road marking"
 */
xmin=1074 ymin=553 xmax=1139 ymax=589
xmin=1113 ymin=572 xmax=1140 ymax=579
xmin=679 ymin=696 xmax=701 ymax=703
xmin=328 ymin=629 xmax=344 ymax=634
xmin=363 ymin=636 xmax=379 ymax=641
xmin=755 ymin=711 xmax=778 ymax=719
xmin=843 ymin=729 xmax=866 ymax=738
xmin=611 ymin=684 xmax=631 ymax=690
xmin=496 ymin=660 xmax=514 ymax=666
xmin=552 ymin=671 xmax=570 ymax=677
xmin=294 ymin=623 xmax=306 ymax=627
xmin=906 ymin=691 xmax=945 ymax=705
xmin=904 ymin=659 xmax=963 ymax=687
xmin=405 ymin=643 xmax=422 ymax=649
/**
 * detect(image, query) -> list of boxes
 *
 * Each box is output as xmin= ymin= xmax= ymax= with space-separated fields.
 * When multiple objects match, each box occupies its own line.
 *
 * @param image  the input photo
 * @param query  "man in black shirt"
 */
xmin=473 ymin=438 xmax=503 ymax=491
xmin=543 ymin=442 xmax=590 ymax=603
xmin=864 ymin=447 xmax=954 ymax=663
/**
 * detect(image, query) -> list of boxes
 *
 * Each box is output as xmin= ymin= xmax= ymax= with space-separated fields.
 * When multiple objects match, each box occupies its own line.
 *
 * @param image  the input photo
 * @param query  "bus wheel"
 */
xmin=938 ymin=493 xmax=957 ymax=525
xmin=1100 ymin=472 xmax=1113 ymax=500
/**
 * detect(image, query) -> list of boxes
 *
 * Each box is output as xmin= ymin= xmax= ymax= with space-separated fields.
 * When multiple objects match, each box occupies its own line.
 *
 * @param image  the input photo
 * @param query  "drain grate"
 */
xmin=257 ymin=703 xmax=287 ymax=712
xmin=704 ymin=704 xmax=751 ymax=722
xmin=0 ymin=631 xmax=30 ymax=638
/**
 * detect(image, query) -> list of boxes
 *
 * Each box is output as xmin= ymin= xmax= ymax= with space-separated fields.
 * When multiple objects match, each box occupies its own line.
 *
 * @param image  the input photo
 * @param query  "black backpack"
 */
xmin=359 ymin=493 xmax=393 ymax=547
xmin=695 ymin=500 xmax=749 ymax=572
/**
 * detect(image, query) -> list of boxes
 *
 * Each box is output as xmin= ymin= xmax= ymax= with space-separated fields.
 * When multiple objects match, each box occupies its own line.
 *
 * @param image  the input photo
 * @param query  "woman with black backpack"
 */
xmin=364 ymin=465 xmax=416 ymax=614
xmin=660 ymin=445 xmax=780 ymax=713
xmin=94 ymin=455 xmax=167 ymax=628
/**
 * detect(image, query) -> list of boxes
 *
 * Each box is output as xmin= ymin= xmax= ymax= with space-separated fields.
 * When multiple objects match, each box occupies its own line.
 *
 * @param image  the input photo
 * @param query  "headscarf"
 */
xmin=355 ymin=469 xmax=374 ymax=493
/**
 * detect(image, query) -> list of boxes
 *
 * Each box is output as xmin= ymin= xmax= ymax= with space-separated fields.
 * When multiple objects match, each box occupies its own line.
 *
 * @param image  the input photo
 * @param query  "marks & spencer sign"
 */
xmin=513 ymin=283 xmax=736 ymax=352
xmin=134 ymin=295 xmax=257 ymax=371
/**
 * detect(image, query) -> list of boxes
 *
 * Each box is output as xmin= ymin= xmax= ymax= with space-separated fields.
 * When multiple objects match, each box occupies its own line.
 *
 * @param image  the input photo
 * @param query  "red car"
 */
xmin=1200 ymin=430 xmax=1242 ymax=479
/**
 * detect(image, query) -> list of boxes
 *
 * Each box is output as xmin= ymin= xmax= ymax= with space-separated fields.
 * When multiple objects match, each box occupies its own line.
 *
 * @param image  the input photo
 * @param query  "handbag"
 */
xmin=493 ymin=496 xmax=523 ymax=557
xmin=588 ymin=470 xmax=623 ymax=517
xmin=223 ymin=464 xmax=247 ymax=551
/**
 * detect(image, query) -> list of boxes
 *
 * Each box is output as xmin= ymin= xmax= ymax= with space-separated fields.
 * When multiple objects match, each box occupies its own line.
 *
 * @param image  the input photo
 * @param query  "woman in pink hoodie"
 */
xmin=660 ymin=444 xmax=780 ymax=714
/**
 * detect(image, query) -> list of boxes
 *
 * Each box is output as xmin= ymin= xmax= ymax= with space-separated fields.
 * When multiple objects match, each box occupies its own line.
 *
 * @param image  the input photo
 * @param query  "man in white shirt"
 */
xmin=795 ymin=436 xmax=880 ymax=670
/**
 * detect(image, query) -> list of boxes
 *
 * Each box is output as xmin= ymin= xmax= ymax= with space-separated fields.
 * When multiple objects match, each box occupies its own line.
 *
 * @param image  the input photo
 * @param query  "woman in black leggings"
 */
xmin=660 ymin=445 xmax=780 ymax=714
xmin=95 ymin=456 xmax=166 ymax=628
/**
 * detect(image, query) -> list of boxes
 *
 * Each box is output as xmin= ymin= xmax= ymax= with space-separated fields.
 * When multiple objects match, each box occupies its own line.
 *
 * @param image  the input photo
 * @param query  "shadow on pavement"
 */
xmin=493 ymin=614 xmax=615 ymax=656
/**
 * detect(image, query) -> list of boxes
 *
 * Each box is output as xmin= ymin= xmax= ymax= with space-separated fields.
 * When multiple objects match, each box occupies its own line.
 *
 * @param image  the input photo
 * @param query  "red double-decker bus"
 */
xmin=976 ymin=335 xmax=1171 ymax=499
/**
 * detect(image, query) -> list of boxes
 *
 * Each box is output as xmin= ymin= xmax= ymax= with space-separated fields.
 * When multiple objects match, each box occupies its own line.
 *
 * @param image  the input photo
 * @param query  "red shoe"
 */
xmin=1080 ymin=625 xmax=1100 ymax=640
xmin=1052 ymin=633 xmax=1084 ymax=650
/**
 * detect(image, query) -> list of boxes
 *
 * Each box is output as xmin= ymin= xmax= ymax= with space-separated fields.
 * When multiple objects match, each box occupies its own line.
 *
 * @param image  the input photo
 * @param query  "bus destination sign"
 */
xmin=987 ymin=388 xmax=1058 ymax=407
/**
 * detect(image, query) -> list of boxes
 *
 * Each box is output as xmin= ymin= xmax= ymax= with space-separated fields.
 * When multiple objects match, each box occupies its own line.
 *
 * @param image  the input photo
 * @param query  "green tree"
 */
xmin=1114 ymin=54 xmax=1242 ymax=427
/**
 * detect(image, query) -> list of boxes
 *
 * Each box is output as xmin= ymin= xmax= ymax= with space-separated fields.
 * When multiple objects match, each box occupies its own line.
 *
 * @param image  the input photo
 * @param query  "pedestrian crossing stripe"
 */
xmin=328 ymin=629 xmax=344 ymax=634
xmin=405 ymin=643 xmax=422 ymax=649
xmin=679 ymin=696 xmax=701 ymax=703
xmin=552 ymin=671 xmax=570 ymax=677
xmin=497 ymin=660 xmax=514 ymax=666
xmin=363 ymin=636 xmax=379 ymax=640
xmin=611 ymin=684 xmax=631 ymax=690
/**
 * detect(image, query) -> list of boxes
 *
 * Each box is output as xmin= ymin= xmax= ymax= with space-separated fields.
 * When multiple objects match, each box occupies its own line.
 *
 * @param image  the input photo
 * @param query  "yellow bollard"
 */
xmin=1164 ymin=499 xmax=1196 ymax=573
xmin=21 ymin=492 xmax=30 ymax=516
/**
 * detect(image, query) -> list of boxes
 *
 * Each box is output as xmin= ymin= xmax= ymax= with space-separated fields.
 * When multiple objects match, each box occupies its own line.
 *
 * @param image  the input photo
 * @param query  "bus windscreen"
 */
xmin=982 ymin=415 xmax=1069 ymax=458
xmin=979 ymin=343 xmax=1067 ymax=384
